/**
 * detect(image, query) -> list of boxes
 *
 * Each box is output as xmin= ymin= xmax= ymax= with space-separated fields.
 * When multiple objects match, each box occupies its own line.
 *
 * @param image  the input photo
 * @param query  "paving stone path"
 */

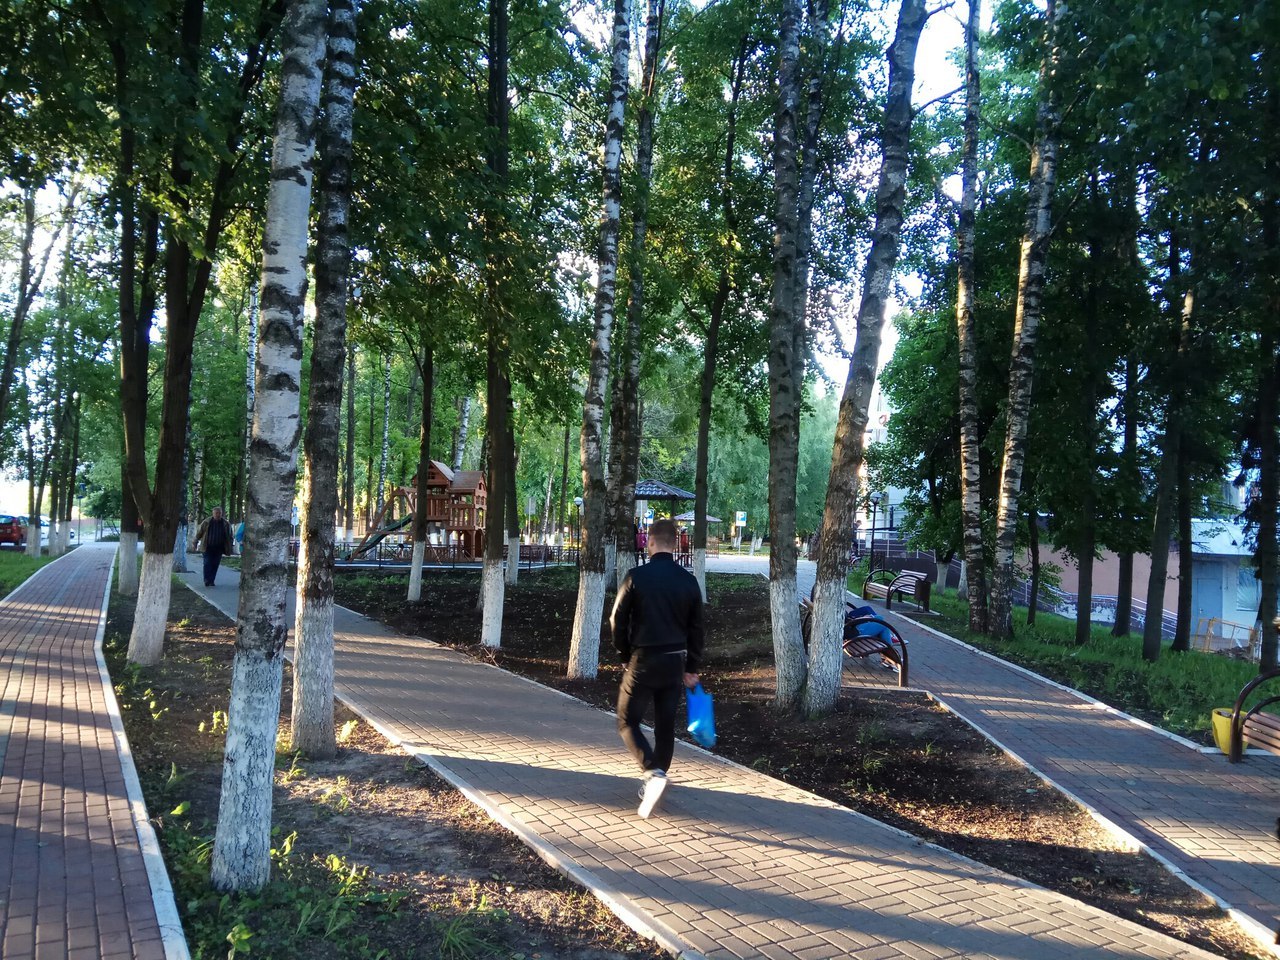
xmin=0 ymin=544 xmax=173 ymax=960
xmin=706 ymin=554 xmax=1280 ymax=952
xmin=187 ymin=565 xmax=1226 ymax=960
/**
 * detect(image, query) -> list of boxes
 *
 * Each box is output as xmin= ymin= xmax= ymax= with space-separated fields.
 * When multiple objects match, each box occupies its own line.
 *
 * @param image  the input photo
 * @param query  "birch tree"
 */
xmin=767 ymin=0 xmax=806 ymax=710
xmin=988 ymin=0 xmax=1061 ymax=638
xmin=804 ymin=0 xmax=927 ymax=718
xmin=211 ymin=0 xmax=326 ymax=893
xmin=480 ymin=0 xmax=512 ymax=647
xmin=568 ymin=0 xmax=631 ymax=679
xmin=292 ymin=0 xmax=359 ymax=760
xmin=955 ymin=0 xmax=987 ymax=632
xmin=610 ymin=0 xmax=664 ymax=592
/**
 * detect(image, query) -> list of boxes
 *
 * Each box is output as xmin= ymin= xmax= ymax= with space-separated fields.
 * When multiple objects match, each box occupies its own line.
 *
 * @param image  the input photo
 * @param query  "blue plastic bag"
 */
xmin=686 ymin=683 xmax=716 ymax=749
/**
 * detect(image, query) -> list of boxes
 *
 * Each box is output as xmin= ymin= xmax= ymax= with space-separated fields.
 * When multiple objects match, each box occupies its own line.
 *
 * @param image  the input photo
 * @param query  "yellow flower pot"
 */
xmin=1212 ymin=708 xmax=1241 ymax=755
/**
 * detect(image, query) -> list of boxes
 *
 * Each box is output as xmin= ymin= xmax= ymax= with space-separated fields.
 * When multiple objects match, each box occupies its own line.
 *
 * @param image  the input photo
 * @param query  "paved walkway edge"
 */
xmin=883 ymin=607 xmax=1280 ymax=959
xmin=335 ymin=685 xmax=705 ymax=960
xmin=94 ymin=550 xmax=191 ymax=960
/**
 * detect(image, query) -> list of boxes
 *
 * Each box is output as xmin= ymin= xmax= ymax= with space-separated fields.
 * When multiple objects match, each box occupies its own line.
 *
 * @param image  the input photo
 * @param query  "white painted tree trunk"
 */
xmin=173 ymin=521 xmax=188 ymax=572
xmin=408 ymin=541 xmax=426 ymax=601
xmin=802 ymin=580 xmax=845 ymax=718
xmin=505 ymin=533 xmax=519 ymax=585
xmin=568 ymin=0 xmax=631 ymax=680
xmin=211 ymin=0 xmax=326 ymax=894
xmin=570 ymin=569 xmax=606 ymax=678
xmin=118 ymin=533 xmax=139 ymax=594
xmin=126 ymin=551 xmax=174 ymax=665
xmin=693 ymin=547 xmax=707 ymax=602
xmin=616 ymin=546 xmax=635 ymax=592
xmin=936 ymin=560 xmax=949 ymax=589
xmin=480 ymin=558 xmax=505 ymax=647
xmin=770 ymin=576 xmax=806 ymax=705
xmin=292 ymin=0 xmax=357 ymax=762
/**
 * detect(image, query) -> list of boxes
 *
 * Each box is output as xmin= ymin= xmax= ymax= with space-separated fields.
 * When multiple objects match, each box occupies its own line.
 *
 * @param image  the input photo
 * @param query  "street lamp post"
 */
xmin=868 ymin=492 xmax=881 ymax=571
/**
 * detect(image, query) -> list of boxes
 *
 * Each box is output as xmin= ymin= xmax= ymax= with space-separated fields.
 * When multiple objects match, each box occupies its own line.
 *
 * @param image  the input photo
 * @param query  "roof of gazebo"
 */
xmin=634 ymin=479 xmax=696 ymax=501
xmin=673 ymin=510 xmax=721 ymax=523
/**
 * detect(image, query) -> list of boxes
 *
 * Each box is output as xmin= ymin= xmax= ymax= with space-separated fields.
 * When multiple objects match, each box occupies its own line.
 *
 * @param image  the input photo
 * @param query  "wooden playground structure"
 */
xmin=344 ymin=461 xmax=487 ymax=561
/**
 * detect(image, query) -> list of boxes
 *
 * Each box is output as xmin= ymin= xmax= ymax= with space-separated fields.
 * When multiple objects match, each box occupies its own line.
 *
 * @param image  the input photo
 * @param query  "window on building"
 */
xmin=1237 ymin=562 xmax=1261 ymax=615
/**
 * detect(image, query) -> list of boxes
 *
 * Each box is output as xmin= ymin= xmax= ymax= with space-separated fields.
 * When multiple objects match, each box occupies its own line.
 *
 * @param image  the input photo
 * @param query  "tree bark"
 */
xmin=612 ymin=0 xmax=663 ymax=592
xmin=803 ymin=0 xmax=927 ymax=718
xmin=557 ymin=423 xmax=569 ymax=545
xmin=505 ymin=406 xmax=520 ymax=585
xmin=568 ymin=0 xmax=631 ymax=679
xmin=955 ymin=0 xmax=987 ymax=632
xmin=988 ymin=0 xmax=1061 ymax=638
xmin=1256 ymin=329 xmax=1279 ymax=671
xmin=480 ymin=0 xmax=511 ymax=647
xmin=343 ymin=345 xmax=356 ymax=538
xmin=377 ymin=356 xmax=391 ymax=510
xmin=694 ymin=35 xmax=748 ymax=604
xmin=1112 ymin=352 xmax=1138 ymax=636
xmin=127 ymin=0 xmax=281 ymax=665
xmin=1027 ymin=496 xmax=1041 ymax=626
xmin=1172 ymin=442 xmax=1193 ymax=652
xmin=210 ymin=0 xmax=325 ymax=893
xmin=292 ymin=0 xmax=358 ymax=760
xmin=767 ymin=0 xmax=806 ymax=712
xmin=408 ymin=345 xmax=434 ymax=601
xmin=453 ymin=395 xmax=471 ymax=471
xmin=242 ymin=283 xmax=260 ymax=522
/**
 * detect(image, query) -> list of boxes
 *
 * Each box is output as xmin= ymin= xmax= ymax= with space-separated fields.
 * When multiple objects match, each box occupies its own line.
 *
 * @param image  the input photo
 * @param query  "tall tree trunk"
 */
xmin=612 ymin=0 xmax=663 ymax=592
xmin=1256 ymin=329 xmax=1279 ymax=671
xmin=803 ymin=0 xmax=927 ymax=718
xmin=241 ymin=283 xmax=259 ymax=522
xmin=694 ymin=35 xmax=748 ymax=603
xmin=480 ymin=0 xmax=511 ymax=646
xmin=1027 ymin=496 xmax=1041 ymax=626
xmin=377 ymin=355 xmax=391 ymax=510
xmin=408 ymin=345 xmax=434 ymax=601
xmin=344 ymin=344 xmax=356 ymax=537
xmin=568 ymin=0 xmax=631 ymax=679
xmin=955 ymin=0 xmax=987 ymax=632
xmin=364 ymin=361 xmax=375 ymax=529
xmin=453 ymin=395 xmax=471 ymax=471
xmin=987 ymin=0 xmax=1060 ymax=639
xmin=766 ymin=0 xmax=806 ymax=712
xmin=127 ymin=0 xmax=280 ymax=665
xmin=505 ymin=409 xmax=520 ymax=585
xmin=557 ymin=423 xmax=569 ymax=545
xmin=292 ymin=0 xmax=358 ymax=760
xmin=1173 ymin=445 xmax=1193 ymax=652
xmin=1143 ymin=256 xmax=1194 ymax=661
xmin=1112 ymin=352 xmax=1138 ymax=636
xmin=210 ymin=0 xmax=326 ymax=893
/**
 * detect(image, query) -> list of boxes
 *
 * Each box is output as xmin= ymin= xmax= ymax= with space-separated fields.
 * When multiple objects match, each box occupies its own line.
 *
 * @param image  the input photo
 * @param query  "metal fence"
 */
xmin=302 ymin=539 xmax=580 ymax=571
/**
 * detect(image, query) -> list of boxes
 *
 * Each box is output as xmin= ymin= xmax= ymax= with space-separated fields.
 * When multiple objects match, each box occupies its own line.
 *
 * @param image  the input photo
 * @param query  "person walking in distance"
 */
xmin=611 ymin=518 xmax=705 ymax=818
xmin=195 ymin=506 xmax=234 ymax=588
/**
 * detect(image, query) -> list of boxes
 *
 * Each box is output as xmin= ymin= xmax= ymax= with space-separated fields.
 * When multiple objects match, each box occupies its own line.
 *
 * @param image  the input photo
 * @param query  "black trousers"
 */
xmin=203 ymin=549 xmax=225 ymax=586
xmin=617 ymin=647 xmax=685 ymax=773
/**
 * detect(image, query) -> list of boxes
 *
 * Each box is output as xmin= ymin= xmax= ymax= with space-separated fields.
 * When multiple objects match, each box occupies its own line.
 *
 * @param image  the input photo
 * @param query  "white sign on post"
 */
xmin=735 ymin=510 xmax=747 ymax=526
xmin=643 ymin=508 xmax=654 ymax=524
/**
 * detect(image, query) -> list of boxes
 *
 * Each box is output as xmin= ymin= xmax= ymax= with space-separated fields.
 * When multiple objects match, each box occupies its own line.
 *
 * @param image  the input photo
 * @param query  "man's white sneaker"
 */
xmin=638 ymin=770 xmax=668 ymax=819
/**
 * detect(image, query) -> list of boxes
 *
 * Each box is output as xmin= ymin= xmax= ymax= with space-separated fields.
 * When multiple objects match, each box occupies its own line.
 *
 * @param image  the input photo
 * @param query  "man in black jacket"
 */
xmin=611 ymin=518 xmax=705 ymax=818
xmin=195 ymin=506 xmax=234 ymax=588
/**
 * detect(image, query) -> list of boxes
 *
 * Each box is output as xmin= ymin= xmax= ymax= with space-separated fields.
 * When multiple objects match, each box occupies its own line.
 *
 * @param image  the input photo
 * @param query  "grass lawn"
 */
xmin=0 ymin=549 xmax=56 ymax=600
xmin=895 ymin=583 xmax=1262 ymax=739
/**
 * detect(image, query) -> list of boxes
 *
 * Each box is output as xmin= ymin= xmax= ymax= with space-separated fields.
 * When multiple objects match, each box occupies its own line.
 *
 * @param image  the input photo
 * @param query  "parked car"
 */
xmin=14 ymin=515 xmax=76 ymax=546
xmin=0 ymin=515 xmax=25 ymax=547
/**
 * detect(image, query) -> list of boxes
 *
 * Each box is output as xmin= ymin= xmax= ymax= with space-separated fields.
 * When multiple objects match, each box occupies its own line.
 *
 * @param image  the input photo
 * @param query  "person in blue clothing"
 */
xmin=610 ymin=518 xmax=705 ymax=819
xmin=194 ymin=507 xmax=234 ymax=587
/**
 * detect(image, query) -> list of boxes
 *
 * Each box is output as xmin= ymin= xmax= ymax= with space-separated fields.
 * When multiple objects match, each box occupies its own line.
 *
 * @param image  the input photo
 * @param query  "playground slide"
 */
xmin=345 ymin=513 xmax=415 ymax=560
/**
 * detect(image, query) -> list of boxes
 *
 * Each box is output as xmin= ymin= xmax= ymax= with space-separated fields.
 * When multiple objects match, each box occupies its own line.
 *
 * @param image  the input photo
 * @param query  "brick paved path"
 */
xmin=0 ymin=544 xmax=173 ymax=959
xmin=877 ymin=609 xmax=1280 ymax=953
xmin=709 ymin=556 xmax=1280 ymax=950
xmin=189 ymin=566 xmax=1222 ymax=960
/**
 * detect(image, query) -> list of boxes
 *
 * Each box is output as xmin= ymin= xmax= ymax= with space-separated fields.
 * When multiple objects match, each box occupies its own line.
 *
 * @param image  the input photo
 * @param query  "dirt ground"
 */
xmin=105 ymin=585 xmax=667 ymax=960
xmin=331 ymin=566 xmax=1264 ymax=960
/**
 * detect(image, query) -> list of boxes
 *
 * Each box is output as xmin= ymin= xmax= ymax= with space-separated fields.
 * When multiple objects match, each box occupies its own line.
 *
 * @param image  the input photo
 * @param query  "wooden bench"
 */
xmin=800 ymin=599 xmax=909 ymax=688
xmin=1229 ymin=667 xmax=1280 ymax=762
xmin=862 ymin=568 xmax=932 ymax=613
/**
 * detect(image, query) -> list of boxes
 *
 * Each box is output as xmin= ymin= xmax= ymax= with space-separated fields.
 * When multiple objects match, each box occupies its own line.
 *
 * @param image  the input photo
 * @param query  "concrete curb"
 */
xmin=95 ymin=548 xmax=191 ymax=960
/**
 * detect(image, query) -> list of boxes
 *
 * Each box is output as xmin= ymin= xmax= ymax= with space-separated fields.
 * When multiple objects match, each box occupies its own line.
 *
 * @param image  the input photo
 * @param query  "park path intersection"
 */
xmin=186 ymin=563 xmax=1230 ymax=960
